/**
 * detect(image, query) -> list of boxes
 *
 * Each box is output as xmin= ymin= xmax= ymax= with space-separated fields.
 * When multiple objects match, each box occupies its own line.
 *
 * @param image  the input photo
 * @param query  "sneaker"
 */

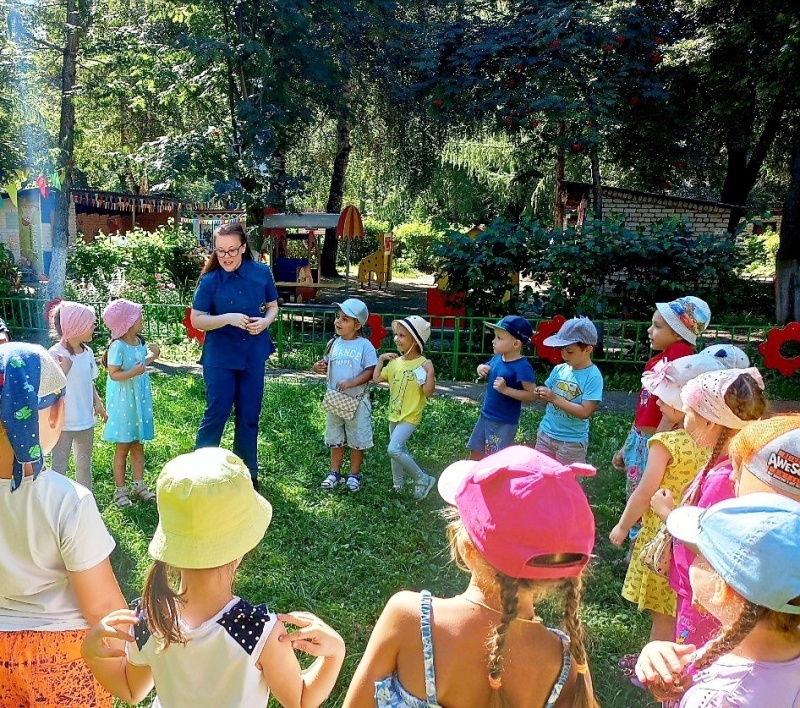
xmin=618 ymin=653 xmax=639 ymax=680
xmin=321 ymin=472 xmax=343 ymax=490
xmin=114 ymin=487 xmax=132 ymax=507
xmin=345 ymin=474 xmax=362 ymax=492
xmin=413 ymin=474 xmax=436 ymax=500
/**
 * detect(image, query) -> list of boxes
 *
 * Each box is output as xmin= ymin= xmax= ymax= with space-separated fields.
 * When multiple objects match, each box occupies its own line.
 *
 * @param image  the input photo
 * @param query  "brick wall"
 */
xmin=602 ymin=191 xmax=732 ymax=235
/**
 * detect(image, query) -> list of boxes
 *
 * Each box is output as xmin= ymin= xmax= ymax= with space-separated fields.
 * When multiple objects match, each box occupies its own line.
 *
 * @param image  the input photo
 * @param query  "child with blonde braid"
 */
xmin=635 ymin=494 xmax=800 ymax=707
xmin=650 ymin=368 xmax=767 ymax=651
xmin=48 ymin=301 xmax=107 ymax=490
xmin=344 ymin=446 xmax=599 ymax=708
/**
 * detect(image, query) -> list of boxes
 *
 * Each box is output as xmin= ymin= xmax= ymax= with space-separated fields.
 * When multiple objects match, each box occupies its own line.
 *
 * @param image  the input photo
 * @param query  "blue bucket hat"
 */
xmin=0 ymin=343 xmax=67 ymax=491
xmin=668 ymin=493 xmax=800 ymax=615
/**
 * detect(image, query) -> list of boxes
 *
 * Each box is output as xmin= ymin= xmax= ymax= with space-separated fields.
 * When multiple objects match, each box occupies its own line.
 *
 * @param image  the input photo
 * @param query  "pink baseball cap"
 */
xmin=438 ymin=446 xmax=596 ymax=580
xmin=102 ymin=299 xmax=143 ymax=340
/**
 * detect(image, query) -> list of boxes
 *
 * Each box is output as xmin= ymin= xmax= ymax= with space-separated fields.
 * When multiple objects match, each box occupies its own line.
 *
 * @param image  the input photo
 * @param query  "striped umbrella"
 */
xmin=336 ymin=205 xmax=366 ymax=296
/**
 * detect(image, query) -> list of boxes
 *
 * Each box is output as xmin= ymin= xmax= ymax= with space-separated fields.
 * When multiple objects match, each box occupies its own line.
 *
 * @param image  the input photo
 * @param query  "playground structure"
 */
xmin=357 ymin=232 xmax=394 ymax=289
xmin=262 ymin=207 xmax=367 ymax=303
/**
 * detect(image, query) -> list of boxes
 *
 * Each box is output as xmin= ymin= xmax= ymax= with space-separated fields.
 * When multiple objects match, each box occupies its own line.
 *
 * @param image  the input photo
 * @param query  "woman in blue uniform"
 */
xmin=191 ymin=223 xmax=279 ymax=488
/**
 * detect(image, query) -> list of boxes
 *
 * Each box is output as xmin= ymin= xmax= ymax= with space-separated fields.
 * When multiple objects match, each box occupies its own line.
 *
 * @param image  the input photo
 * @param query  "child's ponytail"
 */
xmin=141 ymin=560 xmax=185 ymax=651
xmin=563 ymin=576 xmax=599 ymax=708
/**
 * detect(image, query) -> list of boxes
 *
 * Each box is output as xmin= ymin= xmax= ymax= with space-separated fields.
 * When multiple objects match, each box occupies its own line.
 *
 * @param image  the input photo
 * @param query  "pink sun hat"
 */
xmin=102 ymin=299 xmax=143 ymax=340
xmin=438 ymin=446 xmax=596 ymax=580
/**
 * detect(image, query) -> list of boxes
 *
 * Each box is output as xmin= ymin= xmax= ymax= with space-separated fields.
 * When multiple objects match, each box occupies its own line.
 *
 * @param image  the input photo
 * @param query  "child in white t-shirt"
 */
xmin=313 ymin=299 xmax=377 ymax=493
xmin=48 ymin=301 xmax=107 ymax=490
xmin=0 ymin=343 xmax=126 ymax=707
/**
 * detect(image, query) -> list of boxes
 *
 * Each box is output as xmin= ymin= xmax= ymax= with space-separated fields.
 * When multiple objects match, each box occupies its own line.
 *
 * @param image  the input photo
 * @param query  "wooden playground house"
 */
xmin=262 ymin=212 xmax=343 ymax=303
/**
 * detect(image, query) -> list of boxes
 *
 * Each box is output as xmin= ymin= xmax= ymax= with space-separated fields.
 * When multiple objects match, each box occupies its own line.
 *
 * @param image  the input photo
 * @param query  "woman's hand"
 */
xmin=278 ymin=611 xmax=345 ymax=659
xmin=312 ymin=359 xmax=328 ymax=375
xmin=336 ymin=378 xmax=354 ymax=392
xmin=612 ymin=449 xmax=625 ymax=471
xmin=226 ymin=312 xmax=251 ymax=330
xmin=81 ymin=609 xmax=139 ymax=662
xmin=246 ymin=316 xmax=269 ymax=335
xmin=609 ymin=524 xmax=628 ymax=547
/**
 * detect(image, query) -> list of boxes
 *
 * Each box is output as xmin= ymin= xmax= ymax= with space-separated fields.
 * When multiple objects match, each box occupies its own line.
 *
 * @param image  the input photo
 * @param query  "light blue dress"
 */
xmin=102 ymin=338 xmax=154 ymax=443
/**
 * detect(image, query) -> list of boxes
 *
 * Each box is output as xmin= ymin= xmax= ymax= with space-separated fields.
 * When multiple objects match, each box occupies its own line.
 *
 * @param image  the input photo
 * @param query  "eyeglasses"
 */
xmin=215 ymin=245 xmax=244 ymax=258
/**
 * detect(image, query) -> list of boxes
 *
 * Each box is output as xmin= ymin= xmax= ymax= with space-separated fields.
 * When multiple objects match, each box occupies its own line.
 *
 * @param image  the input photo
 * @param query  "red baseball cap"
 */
xmin=438 ymin=446 xmax=596 ymax=580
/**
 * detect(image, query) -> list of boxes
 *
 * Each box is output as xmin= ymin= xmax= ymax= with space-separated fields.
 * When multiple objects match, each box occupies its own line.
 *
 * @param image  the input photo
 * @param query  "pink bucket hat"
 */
xmin=102 ymin=299 xmax=143 ymax=340
xmin=438 ymin=446 xmax=596 ymax=580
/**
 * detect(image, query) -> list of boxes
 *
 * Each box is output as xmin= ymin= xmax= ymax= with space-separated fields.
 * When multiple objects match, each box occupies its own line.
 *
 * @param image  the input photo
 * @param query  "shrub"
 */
xmin=433 ymin=219 xmax=528 ymax=317
xmin=392 ymin=221 xmax=446 ymax=272
xmin=435 ymin=215 xmax=748 ymax=319
xmin=67 ymin=220 xmax=205 ymax=303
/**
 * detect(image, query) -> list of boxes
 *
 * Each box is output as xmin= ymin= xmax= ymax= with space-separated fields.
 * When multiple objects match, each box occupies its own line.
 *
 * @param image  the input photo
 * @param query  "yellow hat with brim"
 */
xmin=149 ymin=448 xmax=272 ymax=569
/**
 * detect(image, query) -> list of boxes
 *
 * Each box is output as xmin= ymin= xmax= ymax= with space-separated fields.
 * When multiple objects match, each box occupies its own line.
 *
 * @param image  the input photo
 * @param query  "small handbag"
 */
xmin=639 ymin=524 xmax=673 ymax=578
xmin=639 ymin=463 xmax=710 ymax=578
xmin=320 ymin=338 xmax=367 ymax=421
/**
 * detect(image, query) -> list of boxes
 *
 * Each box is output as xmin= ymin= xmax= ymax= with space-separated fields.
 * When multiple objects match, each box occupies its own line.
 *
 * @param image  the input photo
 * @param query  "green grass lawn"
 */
xmin=81 ymin=373 xmax=655 ymax=707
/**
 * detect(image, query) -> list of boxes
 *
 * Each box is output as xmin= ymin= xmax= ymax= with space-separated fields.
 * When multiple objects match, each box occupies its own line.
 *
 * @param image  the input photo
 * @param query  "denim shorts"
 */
xmin=535 ymin=430 xmax=588 ymax=465
xmin=325 ymin=397 xmax=373 ymax=450
xmin=467 ymin=414 xmax=518 ymax=456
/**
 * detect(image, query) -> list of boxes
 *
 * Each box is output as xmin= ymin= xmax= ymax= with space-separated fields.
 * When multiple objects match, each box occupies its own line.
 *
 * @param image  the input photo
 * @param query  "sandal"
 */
xmin=345 ymin=474 xmax=362 ymax=492
xmin=131 ymin=484 xmax=156 ymax=503
xmin=114 ymin=488 xmax=132 ymax=508
xmin=321 ymin=472 xmax=343 ymax=490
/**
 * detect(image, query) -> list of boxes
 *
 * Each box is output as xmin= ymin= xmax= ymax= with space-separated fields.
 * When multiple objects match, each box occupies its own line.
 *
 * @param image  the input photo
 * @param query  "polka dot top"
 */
xmin=127 ymin=596 xmax=278 ymax=708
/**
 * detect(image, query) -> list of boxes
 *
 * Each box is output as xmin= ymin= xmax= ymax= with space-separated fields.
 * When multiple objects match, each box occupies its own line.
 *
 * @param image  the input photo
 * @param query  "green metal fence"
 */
xmin=0 ymin=297 xmax=772 ymax=380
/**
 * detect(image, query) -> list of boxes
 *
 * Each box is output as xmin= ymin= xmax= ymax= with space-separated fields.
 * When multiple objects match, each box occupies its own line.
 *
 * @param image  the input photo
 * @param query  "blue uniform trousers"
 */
xmin=195 ymin=363 xmax=265 ymax=478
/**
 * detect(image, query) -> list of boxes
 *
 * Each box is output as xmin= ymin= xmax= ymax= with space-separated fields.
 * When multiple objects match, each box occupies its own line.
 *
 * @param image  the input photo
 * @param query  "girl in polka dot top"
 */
xmin=81 ymin=448 xmax=346 ymax=708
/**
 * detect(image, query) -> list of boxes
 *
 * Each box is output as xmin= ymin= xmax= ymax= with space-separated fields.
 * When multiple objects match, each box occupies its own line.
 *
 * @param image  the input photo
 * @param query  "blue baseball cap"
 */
xmin=668 ymin=493 xmax=800 ymax=615
xmin=484 ymin=316 xmax=533 ymax=345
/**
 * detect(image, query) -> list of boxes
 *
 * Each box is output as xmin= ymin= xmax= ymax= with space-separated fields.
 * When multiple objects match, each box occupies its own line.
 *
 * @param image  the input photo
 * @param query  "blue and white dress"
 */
xmin=102 ymin=338 xmax=154 ymax=443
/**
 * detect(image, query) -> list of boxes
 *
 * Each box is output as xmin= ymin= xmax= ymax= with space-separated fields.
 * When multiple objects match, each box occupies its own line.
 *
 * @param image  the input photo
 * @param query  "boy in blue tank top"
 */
xmin=467 ymin=316 xmax=536 ymax=460
xmin=535 ymin=317 xmax=604 ymax=465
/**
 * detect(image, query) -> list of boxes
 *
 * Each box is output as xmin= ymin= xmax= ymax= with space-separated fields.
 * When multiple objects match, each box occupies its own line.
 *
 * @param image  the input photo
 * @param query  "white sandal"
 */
xmin=131 ymin=484 xmax=156 ymax=503
xmin=114 ymin=488 xmax=133 ymax=507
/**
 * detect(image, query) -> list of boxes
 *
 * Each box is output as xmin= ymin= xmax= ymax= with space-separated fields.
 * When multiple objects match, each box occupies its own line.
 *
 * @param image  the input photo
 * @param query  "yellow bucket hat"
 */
xmin=148 ymin=448 xmax=273 ymax=569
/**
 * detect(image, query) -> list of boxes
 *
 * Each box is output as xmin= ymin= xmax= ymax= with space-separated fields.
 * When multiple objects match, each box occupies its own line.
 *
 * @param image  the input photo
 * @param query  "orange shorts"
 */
xmin=0 ymin=628 xmax=112 ymax=707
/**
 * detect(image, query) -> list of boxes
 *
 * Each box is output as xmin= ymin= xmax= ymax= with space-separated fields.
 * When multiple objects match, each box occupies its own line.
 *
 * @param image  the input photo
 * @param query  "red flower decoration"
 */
xmin=531 ymin=316 xmax=567 ymax=365
xmin=366 ymin=313 xmax=388 ymax=351
xmin=182 ymin=307 xmax=205 ymax=344
xmin=759 ymin=323 xmax=800 ymax=377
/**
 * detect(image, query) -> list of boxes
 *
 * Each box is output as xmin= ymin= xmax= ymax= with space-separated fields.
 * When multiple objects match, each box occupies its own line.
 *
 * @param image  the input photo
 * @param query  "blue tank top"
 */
xmin=373 ymin=590 xmax=573 ymax=707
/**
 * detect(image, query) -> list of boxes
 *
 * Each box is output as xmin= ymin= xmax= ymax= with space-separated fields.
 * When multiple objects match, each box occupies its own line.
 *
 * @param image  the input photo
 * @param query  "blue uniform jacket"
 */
xmin=193 ymin=259 xmax=279 ymax=370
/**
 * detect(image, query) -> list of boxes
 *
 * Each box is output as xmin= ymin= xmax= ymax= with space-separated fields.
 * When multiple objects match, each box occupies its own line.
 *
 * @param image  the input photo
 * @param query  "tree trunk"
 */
xmin=48 ymin=0 xmax=81 ymax=300
xmin=553 ymin=121 xmax=566 ymax=228
xmin=776 ymin=146 xmax=800 ymax=325
xmin=590 ymin=148 xmax=603 ymax=222
xmin=721 ymin=100 xmax=786 ymax=233
xmin=321 ymin=108 xmax=352 ymax=278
